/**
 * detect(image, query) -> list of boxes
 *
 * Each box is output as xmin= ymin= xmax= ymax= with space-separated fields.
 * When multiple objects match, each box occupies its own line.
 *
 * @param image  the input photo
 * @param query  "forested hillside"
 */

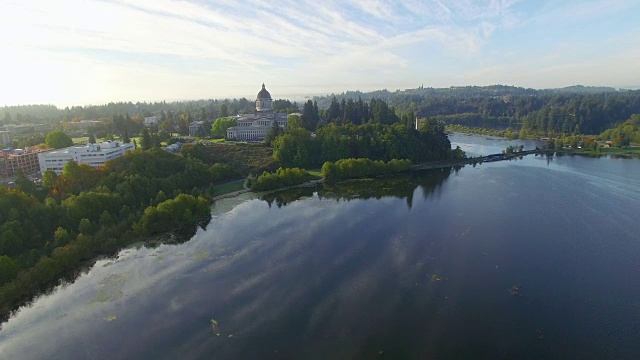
xmin=5 ymin=85 xmax=640 ymax=136
xmin=313 ymin=86 xmax=640 ymax=135
xmin=1 ymin=99 xmax=301 ymax=125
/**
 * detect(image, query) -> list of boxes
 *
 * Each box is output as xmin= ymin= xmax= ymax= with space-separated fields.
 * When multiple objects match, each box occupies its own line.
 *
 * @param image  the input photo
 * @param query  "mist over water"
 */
xmin=1 ymin=135 xmax=639 ymax=359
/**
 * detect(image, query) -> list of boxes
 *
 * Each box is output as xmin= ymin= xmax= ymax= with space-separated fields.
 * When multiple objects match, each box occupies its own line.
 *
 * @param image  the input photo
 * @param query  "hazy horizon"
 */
xmin=3 ymin=84 xmax=639 ymax=110
xmin=2 ymin=0 xmax=640 ymax=107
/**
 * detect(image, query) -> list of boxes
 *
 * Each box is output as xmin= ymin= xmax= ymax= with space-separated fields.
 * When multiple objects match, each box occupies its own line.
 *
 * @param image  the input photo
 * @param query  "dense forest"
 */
xmin=1 ymin=99 xmax=300 ymax=126
xmin=5 ymin=85 xmax=640 ymax=139
xmin=0 ymin=148 xmax=237 ymax=320
xmin=271 ymin=118 xmax=460 ymax=169
xmin=313 ymin=86 xmax=640 ymax=135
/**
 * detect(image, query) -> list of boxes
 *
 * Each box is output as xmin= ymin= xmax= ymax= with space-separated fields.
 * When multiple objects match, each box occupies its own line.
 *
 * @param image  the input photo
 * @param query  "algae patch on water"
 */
xmin=91 ymin=272 xmax=130 ymax=303
xmin=194 ymin=250 xmax=211 ymax=261
xmin=211 ymin=319 xmax=220 ymax=336
xmin=508 ymin=284 xmax=523 ymax=296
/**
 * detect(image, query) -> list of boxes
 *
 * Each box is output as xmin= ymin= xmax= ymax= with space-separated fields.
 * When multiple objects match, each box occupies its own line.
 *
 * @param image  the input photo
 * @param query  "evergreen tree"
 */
xmin=302 ymin=100 xmax=316 ymax=131
xmin=88 ymin=132 xmax=96 ymax=144
xmin=265 ymin=119 xmax=283 ymax=145
xmin=328 ymin=96 xmax=341 ymax=122
xmin=141 ymin=128 xmax=152 ymax=150
xmin=122 ymin=128 xmax=130 ymax=143
xmin=178 ymin=114 xmax=190 ymax=135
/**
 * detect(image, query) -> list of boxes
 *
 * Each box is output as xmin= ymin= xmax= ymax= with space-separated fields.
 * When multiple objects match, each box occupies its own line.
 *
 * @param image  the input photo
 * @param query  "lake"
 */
xmin=1 ymin=134 xmax=640 ymax=359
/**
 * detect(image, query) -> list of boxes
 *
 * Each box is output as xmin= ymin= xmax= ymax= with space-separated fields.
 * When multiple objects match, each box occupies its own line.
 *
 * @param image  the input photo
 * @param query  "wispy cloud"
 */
xmin=0 ymin=0 xmax=638 ymax=106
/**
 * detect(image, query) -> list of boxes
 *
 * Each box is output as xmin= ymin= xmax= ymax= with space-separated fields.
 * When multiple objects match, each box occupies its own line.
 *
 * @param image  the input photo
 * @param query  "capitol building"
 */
xmin=226 ymin=84 xmax=289 ymax=141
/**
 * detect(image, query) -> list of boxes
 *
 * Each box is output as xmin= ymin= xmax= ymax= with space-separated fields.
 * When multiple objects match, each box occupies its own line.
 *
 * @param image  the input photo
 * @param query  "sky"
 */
xmin=1 ymin=0 xmax=640 ymax=107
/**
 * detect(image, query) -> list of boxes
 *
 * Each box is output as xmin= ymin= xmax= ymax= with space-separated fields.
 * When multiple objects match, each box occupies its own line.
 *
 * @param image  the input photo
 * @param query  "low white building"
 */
xmin=226 ymin=84 xmax=288 ymax=141
xmin=38 ymin=140 xmax=135 ymax=174
xmin=144 ymin=115 xmax=161 ymax=127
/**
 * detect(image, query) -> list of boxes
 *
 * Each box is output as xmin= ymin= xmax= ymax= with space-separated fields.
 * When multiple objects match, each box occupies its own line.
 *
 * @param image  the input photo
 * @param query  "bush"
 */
xmin=251 ymin=167 xmax=315 ymax=191
xmin=321 ymin=158 xmax=412 ymax=181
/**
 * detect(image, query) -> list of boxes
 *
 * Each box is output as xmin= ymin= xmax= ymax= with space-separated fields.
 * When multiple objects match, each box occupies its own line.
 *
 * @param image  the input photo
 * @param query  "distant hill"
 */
xmin=546 ymin=85 xmax=618 ymax=93
xmin=312 ymin=84 xmax=620 ymax=107
xmin=3 ymin=84 xmax=639 ymax=136
xmin=312 ymin=85 xmax=640 ymax=135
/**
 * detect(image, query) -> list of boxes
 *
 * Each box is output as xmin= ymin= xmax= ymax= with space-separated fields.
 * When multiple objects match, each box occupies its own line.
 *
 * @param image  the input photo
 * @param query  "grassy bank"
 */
xmin=559 ymin=146 xmax=640 ymax=158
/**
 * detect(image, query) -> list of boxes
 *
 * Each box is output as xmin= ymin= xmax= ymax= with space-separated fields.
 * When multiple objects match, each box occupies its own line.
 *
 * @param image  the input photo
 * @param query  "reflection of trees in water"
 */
xmin=0 ymin=215 xmax=212 ymax=324
xmin=261 ymin=167 xmax=456 ymax=209
xmin=146 ymin=216 xmax=212 ymax=247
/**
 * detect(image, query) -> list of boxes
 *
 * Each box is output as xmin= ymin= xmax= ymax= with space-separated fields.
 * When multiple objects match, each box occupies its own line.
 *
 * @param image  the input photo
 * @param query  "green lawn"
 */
xmin=72 ymin=136 xmax=89 ymax=144
xmin=599 ymin=146 xmax=640 ymax=154
xmin=212 ymin=180 xmax=245 ymax=195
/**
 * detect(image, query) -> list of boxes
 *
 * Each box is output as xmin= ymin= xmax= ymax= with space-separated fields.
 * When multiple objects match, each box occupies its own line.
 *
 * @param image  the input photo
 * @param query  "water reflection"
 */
xmin=3 ymin=139 xmax=640 ymax=359
xmin=261 ymin=167 xmax=456 ymax=209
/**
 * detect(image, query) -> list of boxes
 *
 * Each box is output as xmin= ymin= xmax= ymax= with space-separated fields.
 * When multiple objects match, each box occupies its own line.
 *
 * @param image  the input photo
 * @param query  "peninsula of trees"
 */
xmin=0 ymin=148 xmax=236 ymax=321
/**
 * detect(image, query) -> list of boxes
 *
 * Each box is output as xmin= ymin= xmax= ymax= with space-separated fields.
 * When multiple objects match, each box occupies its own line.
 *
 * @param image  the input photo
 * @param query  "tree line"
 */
xmin=312 ymin=86 xmax=640 ymax=136
xmin=271 ymin=118 xmax=460 ymax=169
xmin=321 ymin=158 xmax=413 ymax=181
xmin=250 ymin=167 xmax=317 ymax=191
xmin=1 ymin=99 xmax=301 ymax=126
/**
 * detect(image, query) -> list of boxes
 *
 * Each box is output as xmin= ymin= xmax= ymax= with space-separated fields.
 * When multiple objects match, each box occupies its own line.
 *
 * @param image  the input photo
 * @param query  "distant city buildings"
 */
xmin=1 ymin=123 xmax=50 ymax=147
xmin=1 ymin=148 xmax=52 ymax=177
xmin=226 ymin=84 xmax=288 ymax=141
xmin=38 ymin=140 xmax=135 ymax=175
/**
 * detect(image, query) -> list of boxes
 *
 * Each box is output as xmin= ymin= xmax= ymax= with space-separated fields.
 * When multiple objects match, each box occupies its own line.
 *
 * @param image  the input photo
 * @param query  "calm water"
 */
xmin=2 ymin=135 xmax=640 ymax=359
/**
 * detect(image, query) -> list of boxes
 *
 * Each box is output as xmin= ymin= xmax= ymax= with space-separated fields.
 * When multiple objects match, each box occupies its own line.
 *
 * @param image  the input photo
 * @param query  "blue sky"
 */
xmin=1 ymin=0 xmax=639 ymax=106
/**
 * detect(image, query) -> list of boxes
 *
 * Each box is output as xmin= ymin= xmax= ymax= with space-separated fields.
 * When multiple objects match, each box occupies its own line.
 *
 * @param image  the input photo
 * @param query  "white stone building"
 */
xmin=189 ymin=121 xmax=205 ymax=137
xmin=144 ymin=115 xmax=161 ymax=127
xmin=38 ymin=140 xmax=135 ymax=174
xmin=226 ymin=84 xmax=287 ymax=141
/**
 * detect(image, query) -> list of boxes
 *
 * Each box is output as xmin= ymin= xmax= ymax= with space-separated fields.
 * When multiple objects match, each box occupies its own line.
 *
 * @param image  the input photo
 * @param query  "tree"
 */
xmin=264 ymin=118 xmax=283 ymax=145
xmin=141 ymin=128 xmax=152 ymax=150
xmin=54 ymin=227 xmax=70 ymax=246
xmin=45 ymin=130 xmax=73 ymax=149
xmin=159 ymin=119 xmax=175 ymax=135
xmin=178 ymin=114 xmax=190 ymax=135
xmin=78 ymin=218 xmax=94 ymax=235
xmin=88 ymin=132 xmax=96 ymax=144
xmin=122 ymin=128 xmax=130 ymax=143
xmin=302 ymin=100 xmax=318 ymax=131
xmin=99 ymin=210 xmax=115 ymax=228
xmin=14 ymin=170 xmax=35 ymax=194
xmin=43 ymin=170 xmax=58 ymax=188
xmin=210 ymin=117 xmax=237 ymax=139
xmin=286 ymin=114 xmax=303 ymax=131
xmin=328 ymin=96 xmax=341 ymax=122
xmin=0 ymin=255 xmax=18 ymax=285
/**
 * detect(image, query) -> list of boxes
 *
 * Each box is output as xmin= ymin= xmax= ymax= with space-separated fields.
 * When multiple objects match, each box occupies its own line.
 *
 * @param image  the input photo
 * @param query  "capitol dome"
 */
xmin=255 ymin=83 xmax=273 ymax=113
xmin=257 ymin=83 xmax=272 ymax=99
